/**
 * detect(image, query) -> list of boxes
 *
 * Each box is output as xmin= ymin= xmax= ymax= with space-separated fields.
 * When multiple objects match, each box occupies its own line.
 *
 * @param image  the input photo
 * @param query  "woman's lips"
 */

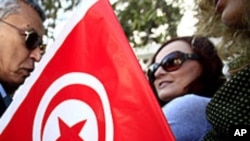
xmin=214 ymin=0 xmax=223 ymax=13
xmin=214 ymin=0 xmax=219 ymax=6
xmin=158 ymin=80 xmax=172 ymax=89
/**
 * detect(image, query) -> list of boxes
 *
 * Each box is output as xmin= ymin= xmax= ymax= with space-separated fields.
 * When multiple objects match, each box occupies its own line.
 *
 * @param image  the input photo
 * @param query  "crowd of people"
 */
xmin=1 ymin=0 xmax=250 ymax=141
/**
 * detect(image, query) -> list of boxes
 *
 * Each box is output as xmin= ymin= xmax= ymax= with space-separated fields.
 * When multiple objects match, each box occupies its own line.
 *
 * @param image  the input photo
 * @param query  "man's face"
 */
xmin=0 ymin=1 xmax=44 ymax=88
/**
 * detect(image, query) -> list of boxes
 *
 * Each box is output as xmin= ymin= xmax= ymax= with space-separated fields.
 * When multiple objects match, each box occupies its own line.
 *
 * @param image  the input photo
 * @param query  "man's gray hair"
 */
xmin=0 ymin=0 xmax=45 ymax=21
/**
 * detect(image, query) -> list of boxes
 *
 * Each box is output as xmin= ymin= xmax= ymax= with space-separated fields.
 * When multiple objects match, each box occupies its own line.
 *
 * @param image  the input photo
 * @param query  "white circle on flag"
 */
xmin=33 ymin=72 xmax=114 ymax=141
xmin=43 ymin=100 xmax=98 ymax=141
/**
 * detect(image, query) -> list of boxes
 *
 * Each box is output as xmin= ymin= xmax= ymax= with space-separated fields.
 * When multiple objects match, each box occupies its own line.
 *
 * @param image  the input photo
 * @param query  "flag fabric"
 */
xmin=0 ymin=0 xmax=174 ymax=140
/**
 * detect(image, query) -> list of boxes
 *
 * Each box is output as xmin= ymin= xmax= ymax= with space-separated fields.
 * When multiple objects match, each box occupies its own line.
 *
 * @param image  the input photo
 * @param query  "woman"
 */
xmin=147 ymin=36 xmax=225 ymax=141
xmin=195 ymin=0 xmax=250 ymax=140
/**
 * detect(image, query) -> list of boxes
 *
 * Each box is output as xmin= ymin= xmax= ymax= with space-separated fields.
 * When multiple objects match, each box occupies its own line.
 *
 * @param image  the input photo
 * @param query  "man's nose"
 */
xmin=29 ymin=47 xmax=42 ymax=62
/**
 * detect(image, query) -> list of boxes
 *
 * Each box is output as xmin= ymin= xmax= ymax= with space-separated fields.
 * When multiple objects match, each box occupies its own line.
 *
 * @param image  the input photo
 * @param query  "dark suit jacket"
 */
xmin=0 ymin=93 xmax=7 ymax=117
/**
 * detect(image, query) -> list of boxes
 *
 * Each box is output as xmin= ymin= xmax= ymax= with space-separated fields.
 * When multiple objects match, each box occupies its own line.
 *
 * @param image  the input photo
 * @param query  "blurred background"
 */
xmin=40 ymin=0 xmax=197 ymax=71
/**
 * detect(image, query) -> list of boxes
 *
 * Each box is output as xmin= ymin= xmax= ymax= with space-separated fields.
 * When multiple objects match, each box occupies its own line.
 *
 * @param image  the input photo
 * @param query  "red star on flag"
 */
xmin=56 ymin=118 xmax=86 ymax=141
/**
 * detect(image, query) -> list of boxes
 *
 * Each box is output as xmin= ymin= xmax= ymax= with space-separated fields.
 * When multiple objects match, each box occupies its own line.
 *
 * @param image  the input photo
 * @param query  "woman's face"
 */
xmin=153 ymin=41 xmax=202 ymax=102
xmin=215 ymin=0 xmax=250 ymax=28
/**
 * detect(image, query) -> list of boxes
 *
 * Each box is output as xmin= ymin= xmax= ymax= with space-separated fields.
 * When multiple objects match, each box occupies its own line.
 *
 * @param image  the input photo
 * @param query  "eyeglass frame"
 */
xmin=0 ymin=18 xmax=46 ymax=55
xmin=147 ymin=51 xmax=200 ymax=82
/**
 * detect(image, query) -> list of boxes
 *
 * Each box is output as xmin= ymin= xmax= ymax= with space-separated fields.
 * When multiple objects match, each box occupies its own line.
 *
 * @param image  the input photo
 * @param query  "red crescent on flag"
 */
xmin=33 ymin=73 xmax=114 ymax=141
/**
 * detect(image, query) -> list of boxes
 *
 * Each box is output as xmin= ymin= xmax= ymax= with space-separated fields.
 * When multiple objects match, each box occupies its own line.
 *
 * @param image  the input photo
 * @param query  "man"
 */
xmin=0 ymin=0 xmax=46 ymax=117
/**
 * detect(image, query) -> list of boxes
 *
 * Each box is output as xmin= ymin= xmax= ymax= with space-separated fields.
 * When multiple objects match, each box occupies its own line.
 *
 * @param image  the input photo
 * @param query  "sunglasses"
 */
xmin=0 ymin=19 xmax=46 ymax=55
xmin=147 ymin=51 xmax=199 ymax=81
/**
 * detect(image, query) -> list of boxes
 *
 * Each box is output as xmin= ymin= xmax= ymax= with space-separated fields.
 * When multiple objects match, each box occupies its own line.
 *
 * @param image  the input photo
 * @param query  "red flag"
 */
xmin=0 ymin=0 xmax=174 ymax=140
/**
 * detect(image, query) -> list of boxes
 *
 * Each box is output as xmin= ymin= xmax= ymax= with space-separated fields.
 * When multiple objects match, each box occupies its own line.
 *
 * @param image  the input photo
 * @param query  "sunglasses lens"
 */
xmin=162 ymin=52 xmax=183 ymax=71
xmin=26 ymin=32 xmax=41 ymax=50
xmin=147 ymin=63 xmax=159 ymax=81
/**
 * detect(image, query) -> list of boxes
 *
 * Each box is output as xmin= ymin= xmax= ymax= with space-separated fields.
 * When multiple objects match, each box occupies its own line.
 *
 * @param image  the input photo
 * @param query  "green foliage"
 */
xmin=113 ymin=0 xmax=183 ymax=47
xmin=40 ymin=0 xmax=81 ymax=40
xmin=41 ymin=0 xmax=183 ymax=48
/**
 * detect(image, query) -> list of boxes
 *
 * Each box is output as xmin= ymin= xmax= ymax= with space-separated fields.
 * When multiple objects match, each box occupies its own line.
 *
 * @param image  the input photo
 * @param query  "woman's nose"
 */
xmin=154 ymin=66 xmax=167 ymax=78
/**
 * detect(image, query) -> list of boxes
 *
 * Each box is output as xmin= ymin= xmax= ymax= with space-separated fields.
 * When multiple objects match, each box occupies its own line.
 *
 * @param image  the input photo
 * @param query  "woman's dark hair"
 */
xmin=147 ymin=36 xmax=225 ymax=107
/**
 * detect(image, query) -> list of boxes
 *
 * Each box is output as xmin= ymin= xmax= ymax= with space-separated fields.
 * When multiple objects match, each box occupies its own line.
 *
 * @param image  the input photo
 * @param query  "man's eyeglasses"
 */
xmin=147 ymin=51 xmax=199 ymax=81
xmin=0 ymin=19 xmax=46 ymax=55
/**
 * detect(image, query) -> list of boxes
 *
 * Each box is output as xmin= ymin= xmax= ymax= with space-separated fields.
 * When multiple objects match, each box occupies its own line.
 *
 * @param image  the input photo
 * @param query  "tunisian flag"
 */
xmin=0 ymin=0 xmax=174 ymax=140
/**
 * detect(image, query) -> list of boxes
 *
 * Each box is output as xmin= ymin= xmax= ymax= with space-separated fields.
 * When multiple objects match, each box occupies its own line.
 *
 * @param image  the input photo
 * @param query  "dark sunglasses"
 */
xmin=0 ymin=19 xmax=46 ymax=55
xmin=147 ymin=51 xmax=199 ymax=81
